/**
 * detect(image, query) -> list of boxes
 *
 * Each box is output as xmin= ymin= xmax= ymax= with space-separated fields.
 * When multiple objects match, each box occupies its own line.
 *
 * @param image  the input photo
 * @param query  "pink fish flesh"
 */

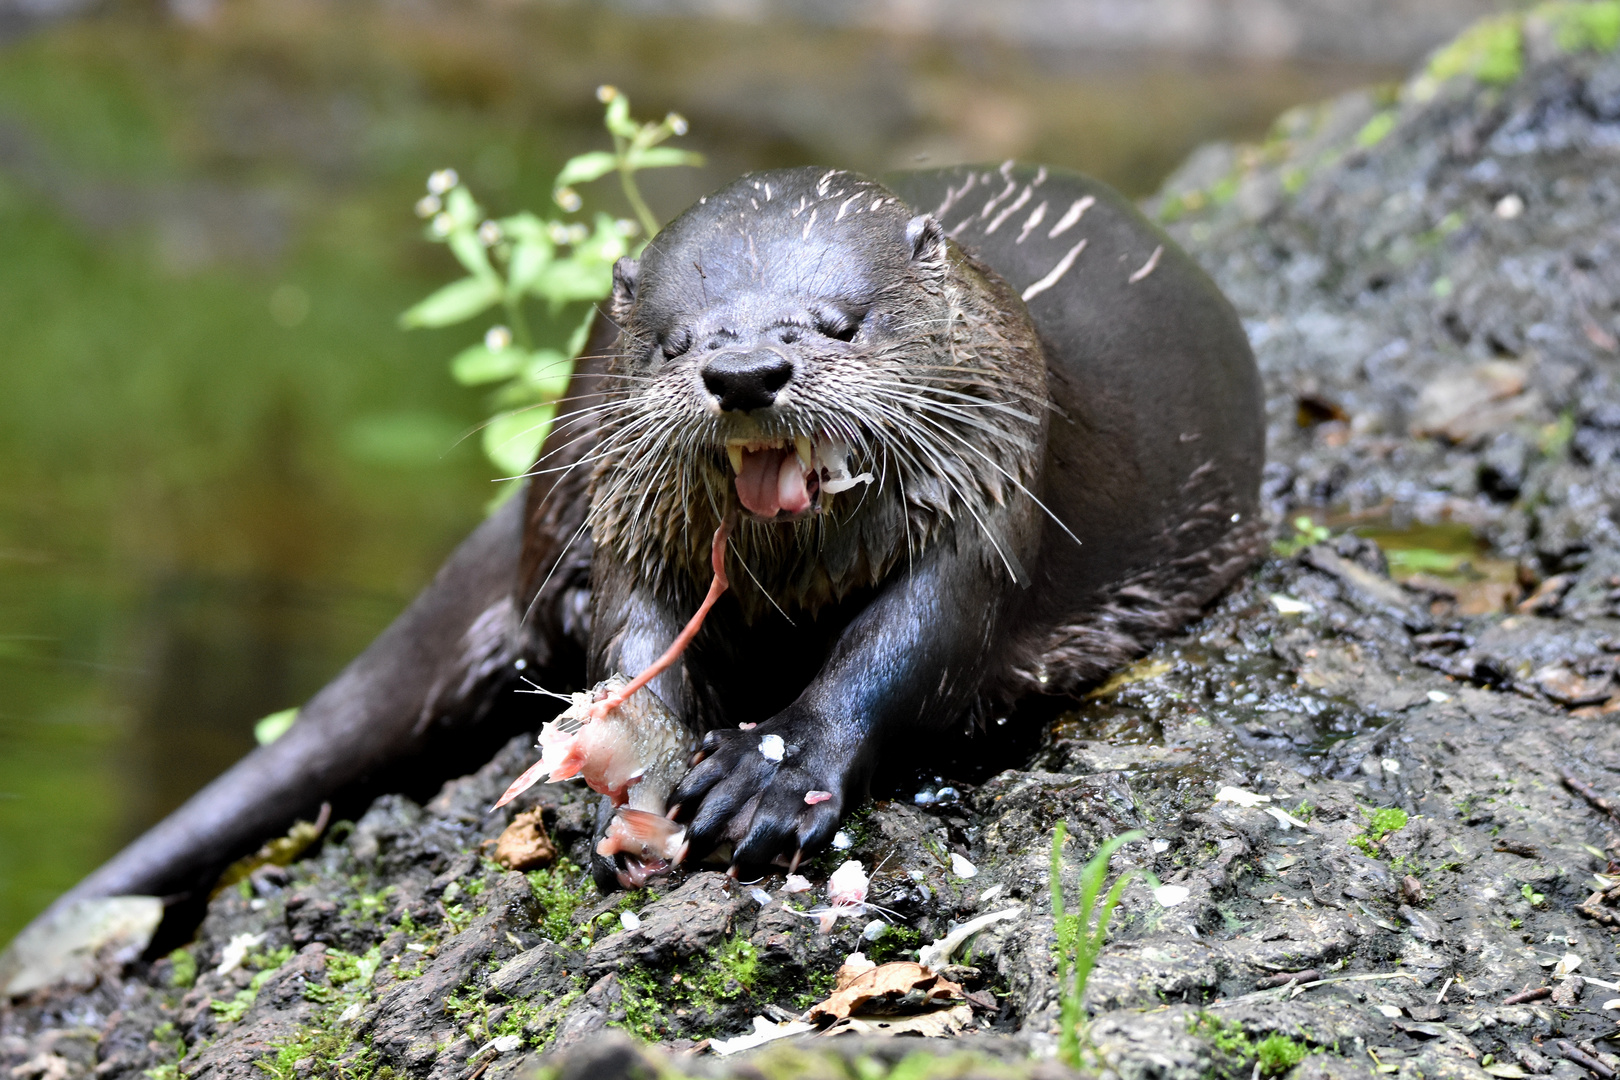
xmin=494 ymin=676 xmax=697 ymax=887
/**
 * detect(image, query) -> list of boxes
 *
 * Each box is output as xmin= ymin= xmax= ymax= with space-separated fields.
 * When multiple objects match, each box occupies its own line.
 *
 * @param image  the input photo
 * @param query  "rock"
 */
xmin=0 ymin=897 xmax=162 ymax=998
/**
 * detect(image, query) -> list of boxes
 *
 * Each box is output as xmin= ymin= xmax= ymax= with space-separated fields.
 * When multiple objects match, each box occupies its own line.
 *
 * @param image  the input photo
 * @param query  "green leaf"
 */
xmin=523 ymin=350 xmax=573 ymax=401
xmin=450 ymin=344 xmax=524 ymax=386
xmin=445 ymin=185 xmax=482 ymax=227
xmin=531 ymin=258 xmax=614 ymax=304
xmin=448 ymin=230 xmax=495 ymax=280
xmin=483 ymin=405 xmax=556 ymax=475
xmin=553 ymin=151 xmax=618 ymax=190
xmin=507 ymin=237 xmax=554 ymax=296
xmin=400 ymin=276 xmax=501 ymax=328
xmin=499 ymin=212 xmax=552 ymax=243
xmin=603 ymin=95 xmax=635 ymax=138
xmin=626 ymin=146 xmax=705 ymax=170
xmin=254 ymin=708 xmax=298 ymax=746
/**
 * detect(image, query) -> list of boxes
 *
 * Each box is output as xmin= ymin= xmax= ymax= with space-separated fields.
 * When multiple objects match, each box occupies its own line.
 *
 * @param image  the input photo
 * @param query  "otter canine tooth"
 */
xmin=727 ymin=444 xmax=744 ymax=474
xmin=794 ymin=436 xmax=814 ymax=470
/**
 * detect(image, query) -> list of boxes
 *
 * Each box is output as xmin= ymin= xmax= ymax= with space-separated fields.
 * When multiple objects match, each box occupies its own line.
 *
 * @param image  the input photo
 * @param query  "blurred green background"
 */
xmin=0 ymin=0 xmax=1402 ymax=944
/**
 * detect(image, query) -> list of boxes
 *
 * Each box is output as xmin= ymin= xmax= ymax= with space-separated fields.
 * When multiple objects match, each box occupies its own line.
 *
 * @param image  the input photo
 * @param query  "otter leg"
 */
xmin=670 ymin=539 xmax=1014 ymax=875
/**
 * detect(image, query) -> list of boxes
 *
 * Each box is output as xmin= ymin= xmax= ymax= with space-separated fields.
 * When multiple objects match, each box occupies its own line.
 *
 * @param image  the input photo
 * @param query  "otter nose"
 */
xmin=701 ymin=350 xmax=794 ymax=412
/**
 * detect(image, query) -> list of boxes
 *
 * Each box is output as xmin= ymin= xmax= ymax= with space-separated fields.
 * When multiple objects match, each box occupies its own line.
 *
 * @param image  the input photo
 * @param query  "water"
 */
xmin=0 ymin=1 xmax=1397 ymax=943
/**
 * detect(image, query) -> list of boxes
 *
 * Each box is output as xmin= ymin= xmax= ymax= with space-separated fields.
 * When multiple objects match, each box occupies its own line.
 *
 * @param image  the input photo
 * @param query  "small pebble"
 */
xmin=862 ymin=919 xmax=887 ymax=941
xmin=1154 ymin=885 xmax=1191 ymax=908
xmin=619 ymin=911 xmax=642 ymax=931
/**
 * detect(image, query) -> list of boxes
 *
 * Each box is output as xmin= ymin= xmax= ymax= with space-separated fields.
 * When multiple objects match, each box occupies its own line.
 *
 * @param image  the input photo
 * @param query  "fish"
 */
xmin=494 ymin=675 xmax=698 ymax=887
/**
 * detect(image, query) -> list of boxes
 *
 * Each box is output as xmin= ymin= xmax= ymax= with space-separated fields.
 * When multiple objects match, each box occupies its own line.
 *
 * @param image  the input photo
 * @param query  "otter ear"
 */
xmin=609 ymin=256 xmax=639 ymax=325
xmin=905 ymin=214 xmax=947 ymax=272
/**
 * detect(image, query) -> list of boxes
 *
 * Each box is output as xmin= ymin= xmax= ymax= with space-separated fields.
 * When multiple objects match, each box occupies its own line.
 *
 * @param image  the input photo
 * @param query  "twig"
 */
xmin=1554 ymin=1040 xmax=1617 ymax=1080
xmin=1502 ymin=986 xmax=1551 ymax=1005
xmin=1256 ymin=969 xmax=1319 ymax=990
xmin=1563 ymin=770 xmax=1620 ymax=829
xmin=1436 ymin=976 xmax=1453 ymax=1004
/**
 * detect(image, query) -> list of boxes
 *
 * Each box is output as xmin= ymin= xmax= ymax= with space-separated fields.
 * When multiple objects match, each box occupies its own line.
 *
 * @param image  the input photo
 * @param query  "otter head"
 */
xmin=591 ymin=167 xmax=1046 ymax=615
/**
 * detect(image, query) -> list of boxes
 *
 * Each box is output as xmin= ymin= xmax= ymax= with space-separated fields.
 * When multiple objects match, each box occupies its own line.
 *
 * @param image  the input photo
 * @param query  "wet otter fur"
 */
xmin=573 ymin=164 xmax=1263 ymax=879
xmin=37 ymin=162 xmax=1263 ymax=930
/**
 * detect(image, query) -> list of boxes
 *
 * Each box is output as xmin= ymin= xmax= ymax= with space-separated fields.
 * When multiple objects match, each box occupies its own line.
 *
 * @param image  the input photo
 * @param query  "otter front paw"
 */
xmin=669 ymin=718 xmax=857 ymax=875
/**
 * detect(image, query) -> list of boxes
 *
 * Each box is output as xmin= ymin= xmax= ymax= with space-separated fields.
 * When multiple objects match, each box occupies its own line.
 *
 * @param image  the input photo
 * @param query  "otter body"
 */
xmin=39 ymin=164 xmax=1262 ymax=927
xmin=569 ymin=164 xmax=1263 ymax=878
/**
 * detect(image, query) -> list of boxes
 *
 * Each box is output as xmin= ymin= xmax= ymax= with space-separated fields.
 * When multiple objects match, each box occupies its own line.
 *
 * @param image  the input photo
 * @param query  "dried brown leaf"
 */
xmin=807 ymin=961 xmax=964 ymax=1025
xmin=494 ymin=808 xmax=557 ymax=871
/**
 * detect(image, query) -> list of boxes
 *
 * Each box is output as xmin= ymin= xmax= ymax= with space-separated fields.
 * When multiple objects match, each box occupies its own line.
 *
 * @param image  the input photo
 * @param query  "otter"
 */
xmin=33 ymin=163 xmax=1263 ymax=931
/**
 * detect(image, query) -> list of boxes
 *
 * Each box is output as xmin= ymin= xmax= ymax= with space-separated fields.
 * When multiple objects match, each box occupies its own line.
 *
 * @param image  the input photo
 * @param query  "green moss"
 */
xmin=341 ymin=885 xmax=395 ymax=920
xmin=610 ymin=931 xmax=813 ymax=1041
xmin=1541 ymin=1 xmax=1620 ymax=52
xmin=211 ymin=946 xmax=296 ymax=1024
xmin=1355 ymin=111 xmax=1397 ymax=148
xmin=1273 ymin=516 xmax=1330 ymax=557
xmin=167 ymin=947 xmax=197 ymax=989
xmin=327 ymin=946 xmax=382 ymax=987
xmin=867 ymin=924 xmax=923 ymax=964
xmin=1350 ymin=806 xmax=1409 ymax=856
xmin=525 ymin=860 xmax=597 ymax=942
xmin=1193 ymin=1015 xmax=1315 ymax=1080
xmin=1256 ymin=1034 xmax=1308 ymax=1075
xmin=1428 ymin=15 xmax=1524 ymax=85
xmin=1539 ymin=412 xmax=1577 ymax=457
xmin=700 ymin=936 xmax=759 ymax=1001
xmin=1366 ymin=807 xmax=1408 ymax=840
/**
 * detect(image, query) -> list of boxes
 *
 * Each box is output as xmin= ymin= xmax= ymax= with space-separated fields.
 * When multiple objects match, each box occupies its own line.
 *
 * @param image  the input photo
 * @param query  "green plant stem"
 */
xmin=612 ymin=134 xmax=661 ymax=239
xmin=502 ymin=292 xmax=534 ymax=352
xmin=1051 ymin=821 xmax=1082 ymax=1067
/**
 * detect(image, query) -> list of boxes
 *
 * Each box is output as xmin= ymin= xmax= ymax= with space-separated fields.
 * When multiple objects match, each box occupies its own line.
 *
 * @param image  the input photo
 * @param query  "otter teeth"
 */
xmin=724 ymin=437 xmax=815 ymax=475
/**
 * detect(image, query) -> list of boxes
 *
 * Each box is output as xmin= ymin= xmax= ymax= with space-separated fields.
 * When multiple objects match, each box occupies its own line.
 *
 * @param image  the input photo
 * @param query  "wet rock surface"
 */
xmin=9 ymin=13 xmax=1620 ymax=1079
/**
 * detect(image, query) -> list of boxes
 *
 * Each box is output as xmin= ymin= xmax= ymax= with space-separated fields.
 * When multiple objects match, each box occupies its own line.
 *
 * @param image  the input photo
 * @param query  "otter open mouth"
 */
xmin=725 ymin=437 xmax=874 ymax=520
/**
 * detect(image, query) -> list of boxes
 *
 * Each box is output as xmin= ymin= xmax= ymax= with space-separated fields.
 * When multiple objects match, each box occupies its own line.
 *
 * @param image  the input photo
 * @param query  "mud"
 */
xmin=8 ymin=10 xmax=1620 ymax=1080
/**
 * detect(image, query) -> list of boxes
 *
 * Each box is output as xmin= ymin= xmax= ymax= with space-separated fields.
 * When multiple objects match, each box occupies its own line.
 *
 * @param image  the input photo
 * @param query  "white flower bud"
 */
xmin=477 ymin=220 xmax=501 ymax=246
xmin=596 ymin=85 xmax=618 ymax=103
xmin=414 ymin=194 xmax=442 ymax=218
xmin=566 ymin=223 xmax=588 ymax=244
xmin=667 ymin=112 xmax=688 ymax=136
xmin=430 ymin=212 xmax=454 ymax=237
xmin=484 ymin=325 xmax=512 ymax=351
xmin=554 ymin=187 xmax=582 ymax=213
xmin=427 ymin=169 xmax=459 ymax=195
xmin=616 ymin=218 xmax=639 ymax=237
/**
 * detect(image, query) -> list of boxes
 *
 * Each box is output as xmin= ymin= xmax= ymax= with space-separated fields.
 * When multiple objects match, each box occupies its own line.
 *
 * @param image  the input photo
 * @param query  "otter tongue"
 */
xmin=735 ymin=446 xmax=811 ymax=517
